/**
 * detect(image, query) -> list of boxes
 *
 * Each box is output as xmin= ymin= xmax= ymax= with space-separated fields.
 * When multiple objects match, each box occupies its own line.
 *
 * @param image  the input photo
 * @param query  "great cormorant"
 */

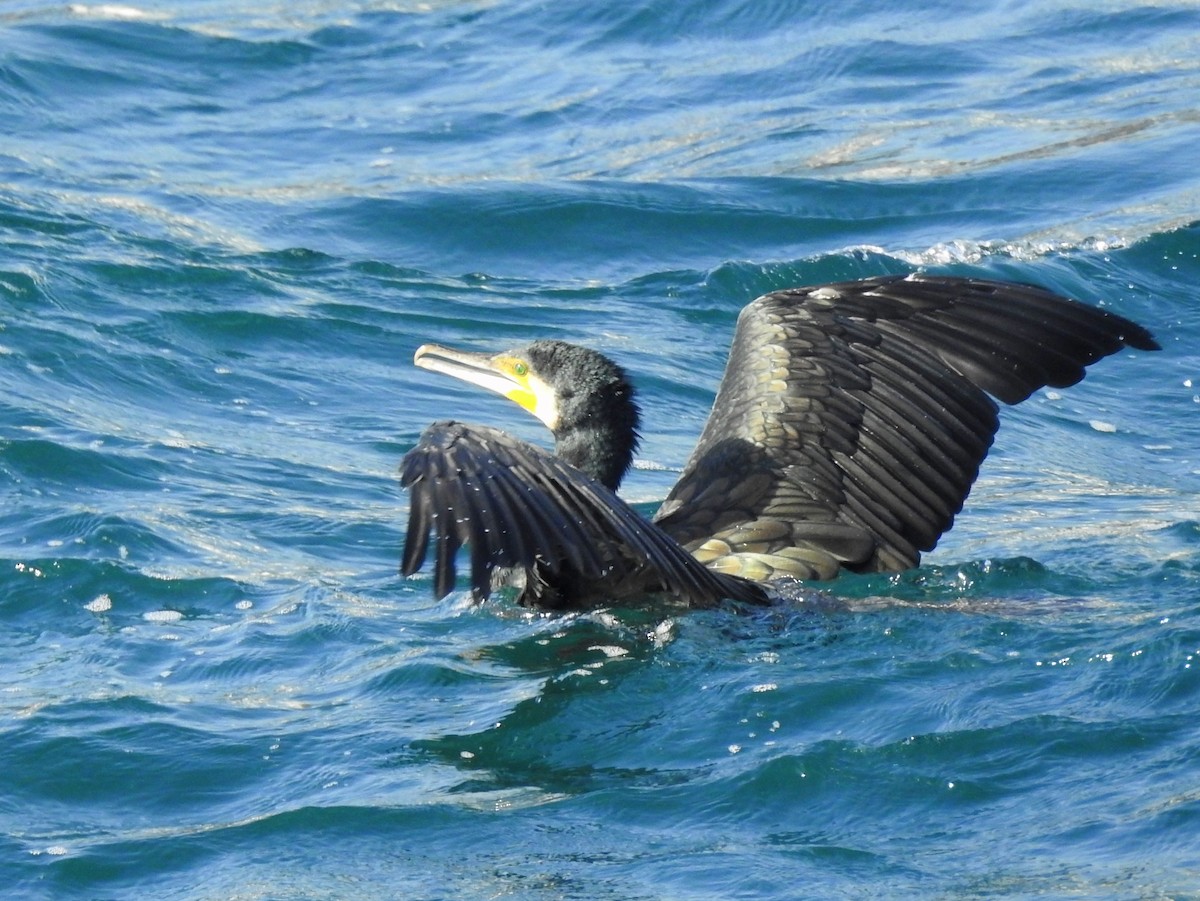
xmin=400 ymin=274 xmax=1159 ymax=609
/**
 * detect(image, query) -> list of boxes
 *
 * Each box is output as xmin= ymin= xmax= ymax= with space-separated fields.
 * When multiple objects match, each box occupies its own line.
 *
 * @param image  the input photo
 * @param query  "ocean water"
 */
xmin=2 ymin=1 xmax=1200 ymax=898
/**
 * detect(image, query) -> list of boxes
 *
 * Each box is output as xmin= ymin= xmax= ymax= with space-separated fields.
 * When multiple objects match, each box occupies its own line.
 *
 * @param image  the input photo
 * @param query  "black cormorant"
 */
xmin=400 ymin=274 xmax=1159 ymax=609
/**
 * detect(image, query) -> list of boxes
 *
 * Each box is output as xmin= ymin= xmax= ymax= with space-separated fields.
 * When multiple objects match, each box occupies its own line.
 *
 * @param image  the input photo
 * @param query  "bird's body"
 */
xmin=400 ymin=274 xmax=1159 ymax=609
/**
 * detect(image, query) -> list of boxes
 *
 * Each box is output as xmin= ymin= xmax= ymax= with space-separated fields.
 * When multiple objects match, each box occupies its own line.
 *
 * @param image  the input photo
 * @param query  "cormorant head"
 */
xmin=414 ymin=339 xmax=641 ymax=490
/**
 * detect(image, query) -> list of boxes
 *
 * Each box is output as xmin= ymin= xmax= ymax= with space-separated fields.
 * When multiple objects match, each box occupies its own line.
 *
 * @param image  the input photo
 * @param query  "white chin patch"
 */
xmin=528 ymin=372 xmax=560 ymax=431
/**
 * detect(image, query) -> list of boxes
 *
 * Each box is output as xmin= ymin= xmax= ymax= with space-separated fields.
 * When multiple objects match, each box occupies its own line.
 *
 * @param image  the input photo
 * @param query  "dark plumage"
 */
xmin=400 ymin=274 xmax=1159 ymax=609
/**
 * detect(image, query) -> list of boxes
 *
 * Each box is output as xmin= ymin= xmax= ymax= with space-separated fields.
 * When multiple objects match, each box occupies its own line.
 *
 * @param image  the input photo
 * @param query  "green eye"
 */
xmin=513 ymin=362 xmax=528 ymax=377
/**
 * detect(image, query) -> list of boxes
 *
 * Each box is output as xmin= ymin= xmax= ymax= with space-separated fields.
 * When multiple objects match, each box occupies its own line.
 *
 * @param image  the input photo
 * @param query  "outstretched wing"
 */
xmin=653 ymin=274 xmax=1159 ymax=581
xmin=401 ymin=420 xmax=767 ymax=608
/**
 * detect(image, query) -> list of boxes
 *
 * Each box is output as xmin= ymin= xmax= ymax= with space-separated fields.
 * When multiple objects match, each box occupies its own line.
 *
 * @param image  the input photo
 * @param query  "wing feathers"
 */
xmin=401 ymin=421 xmax=766 ymax=608
xmin=656 ymin=273 xmax=1156 ymax=576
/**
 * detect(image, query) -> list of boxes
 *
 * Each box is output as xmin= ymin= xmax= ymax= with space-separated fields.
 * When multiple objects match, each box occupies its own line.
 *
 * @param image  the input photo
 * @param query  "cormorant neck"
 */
xmin=554 ymin=420 xmax=637 ymax=491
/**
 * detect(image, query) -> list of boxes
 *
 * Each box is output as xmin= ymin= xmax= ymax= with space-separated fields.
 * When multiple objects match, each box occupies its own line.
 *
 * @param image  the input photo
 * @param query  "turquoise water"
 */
xmin=3 ymin=2 xmax=1200 ymax=898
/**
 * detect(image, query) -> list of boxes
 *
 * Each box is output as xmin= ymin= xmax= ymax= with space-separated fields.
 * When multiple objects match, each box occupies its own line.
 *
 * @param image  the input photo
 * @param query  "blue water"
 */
xmin=3 ymin=2 xmax=1200 ymax=898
